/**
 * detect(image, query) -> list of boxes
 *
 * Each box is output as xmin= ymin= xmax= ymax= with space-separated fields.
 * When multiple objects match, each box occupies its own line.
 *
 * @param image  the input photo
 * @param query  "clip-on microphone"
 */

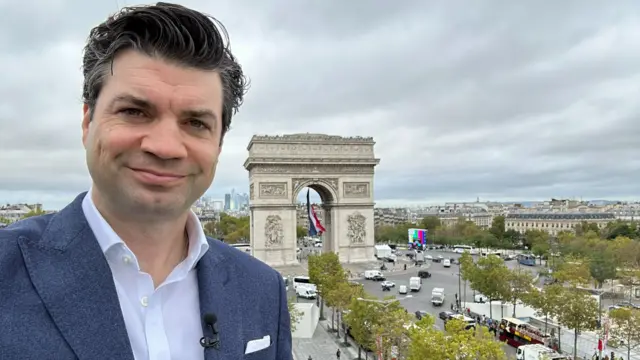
xmin=199 ymin=313 xmax=221 ymax=349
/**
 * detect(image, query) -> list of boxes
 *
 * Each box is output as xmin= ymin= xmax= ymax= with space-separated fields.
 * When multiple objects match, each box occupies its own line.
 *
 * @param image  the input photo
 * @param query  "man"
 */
xmin=0 ymin=3 xmax=291 ymax=360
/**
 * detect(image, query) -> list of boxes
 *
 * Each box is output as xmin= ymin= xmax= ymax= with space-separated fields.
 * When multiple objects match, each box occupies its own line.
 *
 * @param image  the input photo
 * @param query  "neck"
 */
xmin=91 ymin=190 xmax=190 ymax=287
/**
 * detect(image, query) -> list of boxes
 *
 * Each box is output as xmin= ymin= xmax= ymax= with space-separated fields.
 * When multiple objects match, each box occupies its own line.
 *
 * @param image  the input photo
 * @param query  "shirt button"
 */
xmin=141 ymin=296 xmax=149 ymax=307
xmin=123 ymin=255 xmax=132 ymax=264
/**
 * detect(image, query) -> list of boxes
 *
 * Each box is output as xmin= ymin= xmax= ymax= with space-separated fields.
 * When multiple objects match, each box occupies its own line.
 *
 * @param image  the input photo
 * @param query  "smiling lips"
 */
xmin=129 ymin=167 xmax=186 ymax=185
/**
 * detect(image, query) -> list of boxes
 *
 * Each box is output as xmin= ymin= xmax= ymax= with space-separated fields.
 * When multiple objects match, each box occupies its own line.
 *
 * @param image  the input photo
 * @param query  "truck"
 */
xmin=409 ymin=277 xmax=422 ymax=292
xmin=374 ymin=244 xmax=392 ymax=259
xmin=431 ymin=287 xmax=445 ymax=306
xmin=515 ymin=344 xmax=570 ymax=360
xmin=415 ymin=251 xmax=425 ymax=263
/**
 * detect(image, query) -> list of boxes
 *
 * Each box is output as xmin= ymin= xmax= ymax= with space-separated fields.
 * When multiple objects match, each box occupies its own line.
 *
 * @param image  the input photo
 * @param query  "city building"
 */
xmin=505 ymin=213 xmax=616 ymax=236
xmin=0 ymin=203 xmax=43 ymax=223
xmin=374 ymin=208 xmax=409 ymax=227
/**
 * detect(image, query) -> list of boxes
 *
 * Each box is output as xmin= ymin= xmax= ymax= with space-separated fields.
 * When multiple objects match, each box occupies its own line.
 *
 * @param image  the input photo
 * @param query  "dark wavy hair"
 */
xmin=81 ymin=2 xmax=248 ymax=142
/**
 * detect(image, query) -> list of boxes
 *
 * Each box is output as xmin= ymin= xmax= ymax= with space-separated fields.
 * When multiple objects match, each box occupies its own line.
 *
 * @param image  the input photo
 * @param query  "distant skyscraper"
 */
xmin=224 ymin=193 xmax=231 ymax=210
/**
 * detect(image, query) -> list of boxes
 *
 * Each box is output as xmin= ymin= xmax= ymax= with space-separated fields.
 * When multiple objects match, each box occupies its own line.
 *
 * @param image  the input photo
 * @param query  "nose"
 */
xmin=140 ymin=119 xmax=188 ymax=160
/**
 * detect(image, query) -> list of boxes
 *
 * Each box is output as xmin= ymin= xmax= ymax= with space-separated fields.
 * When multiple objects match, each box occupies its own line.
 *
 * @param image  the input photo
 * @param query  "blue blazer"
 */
xmin=0 ymin=193 xmax=292 ymax=360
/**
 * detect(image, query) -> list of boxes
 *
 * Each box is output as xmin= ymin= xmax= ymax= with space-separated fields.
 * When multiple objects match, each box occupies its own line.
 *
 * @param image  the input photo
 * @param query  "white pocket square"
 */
xmin=245 ymin=335 xmax=271 ymax=354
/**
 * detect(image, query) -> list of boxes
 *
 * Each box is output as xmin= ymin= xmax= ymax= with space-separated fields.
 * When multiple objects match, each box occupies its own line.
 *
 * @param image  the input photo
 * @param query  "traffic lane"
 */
xmin=358 ymin=272 xmax=517 ymax=357
xmin=356 ymin=271 xmax=477 ymax=329
xmin=398 ymin=250 xmax=542 ymax=278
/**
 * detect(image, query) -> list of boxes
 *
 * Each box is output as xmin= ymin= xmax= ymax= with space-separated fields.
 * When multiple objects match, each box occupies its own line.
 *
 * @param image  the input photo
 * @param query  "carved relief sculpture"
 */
xmin=249 ymin=183 xmax=255 ymax=200
xmin=343 ymin=182 xmax=370 ymax=198
xmin=292 ymin=177 xmax=339 ymax=196
xmin=347 ymin=212 xmax=366 ymax=244
xmin=259 ymin=182 xmax=288 ymax=198
xmin=264 ymin=215 xmax=284 ymax=247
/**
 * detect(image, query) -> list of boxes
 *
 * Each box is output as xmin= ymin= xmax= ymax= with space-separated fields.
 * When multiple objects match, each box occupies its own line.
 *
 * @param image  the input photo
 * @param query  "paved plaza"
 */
xmin=293 ymin=320 xmax=361 ymax=360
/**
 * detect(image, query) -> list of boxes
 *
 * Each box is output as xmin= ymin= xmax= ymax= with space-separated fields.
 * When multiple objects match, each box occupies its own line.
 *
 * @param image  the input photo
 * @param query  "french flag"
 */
xmin=307 ymin=189 xmax=326 ymax=236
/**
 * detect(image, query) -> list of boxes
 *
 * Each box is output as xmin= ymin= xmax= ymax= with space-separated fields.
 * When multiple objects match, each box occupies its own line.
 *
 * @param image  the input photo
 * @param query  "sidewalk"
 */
xmin=293 ymin=319 xmax=361 ymax=360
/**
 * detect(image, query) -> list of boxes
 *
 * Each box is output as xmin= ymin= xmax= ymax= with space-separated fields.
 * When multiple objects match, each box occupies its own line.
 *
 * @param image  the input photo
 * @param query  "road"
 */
xmin=290 ymin=249 xmax=542 ymax=358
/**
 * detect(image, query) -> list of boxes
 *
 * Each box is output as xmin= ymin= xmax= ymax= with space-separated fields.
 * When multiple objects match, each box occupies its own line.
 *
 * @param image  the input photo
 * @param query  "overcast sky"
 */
xmin=1 ymin=1 xmax=639 ymax=210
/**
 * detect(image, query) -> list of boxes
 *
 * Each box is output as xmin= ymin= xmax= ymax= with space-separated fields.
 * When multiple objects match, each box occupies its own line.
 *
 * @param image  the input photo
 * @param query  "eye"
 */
xmin=188 ymin=119 xmax=209 ymax=130
xmin=119 ymin=108 xmax=145 ymax=117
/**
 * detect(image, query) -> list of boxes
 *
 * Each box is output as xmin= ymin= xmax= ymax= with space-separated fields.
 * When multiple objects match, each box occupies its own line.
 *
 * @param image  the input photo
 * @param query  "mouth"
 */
xmin=128 ymin=167 xmax=186 ymax=185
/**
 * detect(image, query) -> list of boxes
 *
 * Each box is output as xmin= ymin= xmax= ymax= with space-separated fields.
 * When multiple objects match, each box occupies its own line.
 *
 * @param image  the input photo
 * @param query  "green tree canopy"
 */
xmin=407 ymin=315 xmax=507 ymax=360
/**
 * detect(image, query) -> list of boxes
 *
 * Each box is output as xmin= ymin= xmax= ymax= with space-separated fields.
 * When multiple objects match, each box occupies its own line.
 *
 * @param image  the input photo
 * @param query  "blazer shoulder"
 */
xmin=206 ymin=238 xmax=283 ymax=283
xmin=0 ymin=215 xmax=54 ymax=247
xmin=0 ymin=215 xmax=54 ymax=270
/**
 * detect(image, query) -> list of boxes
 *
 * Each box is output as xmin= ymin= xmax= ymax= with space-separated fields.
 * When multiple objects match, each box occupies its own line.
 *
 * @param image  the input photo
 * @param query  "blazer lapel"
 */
xmin=197 ymin=245 xmax=245 ymax=360
xmin=18 ymin=193 xmax=133 ymax=360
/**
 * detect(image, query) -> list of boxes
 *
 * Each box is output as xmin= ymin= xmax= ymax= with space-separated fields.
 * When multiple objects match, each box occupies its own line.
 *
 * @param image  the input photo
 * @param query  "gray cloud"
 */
xmin=0 ymin=0 xmax=639 ymax=209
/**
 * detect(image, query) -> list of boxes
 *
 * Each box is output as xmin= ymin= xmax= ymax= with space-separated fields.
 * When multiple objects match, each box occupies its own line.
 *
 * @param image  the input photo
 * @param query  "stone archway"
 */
xmin=244 ymin=133 xmax=380 ymax=267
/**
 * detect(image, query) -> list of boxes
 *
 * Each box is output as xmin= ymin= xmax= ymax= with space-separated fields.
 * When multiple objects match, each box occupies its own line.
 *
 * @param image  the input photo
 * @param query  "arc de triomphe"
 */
xmin=244 ymin=134 xmax=380 ymax=267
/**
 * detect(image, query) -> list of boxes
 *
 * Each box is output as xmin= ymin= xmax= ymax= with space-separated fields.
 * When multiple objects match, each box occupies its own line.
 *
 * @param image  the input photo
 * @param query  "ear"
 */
xmin=82 ymin=104 xmax=91 ymax=147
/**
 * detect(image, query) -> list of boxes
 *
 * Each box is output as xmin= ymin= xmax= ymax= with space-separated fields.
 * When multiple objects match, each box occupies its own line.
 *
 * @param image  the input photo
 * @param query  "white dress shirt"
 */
xmin=82 ymin=190 xmax=210 ymax=360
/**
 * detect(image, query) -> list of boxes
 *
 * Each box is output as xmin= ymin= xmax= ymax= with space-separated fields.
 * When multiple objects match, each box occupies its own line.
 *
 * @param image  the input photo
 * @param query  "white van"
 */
xmin=516 ymin=344 xmax=570 ymax=360
xmin=443 ymin=259 xmax=451 ymax=268
xmin=296 ymin=286 xmax=317 ymax=299
xmin=364 ymin=270 xmax=383 ymax=279
xmin=293 ymin=276 xmax=317 ymax=292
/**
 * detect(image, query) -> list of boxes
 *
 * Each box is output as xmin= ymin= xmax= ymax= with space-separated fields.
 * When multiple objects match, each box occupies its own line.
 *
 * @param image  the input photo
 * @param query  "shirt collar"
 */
xmin=81 ymin=188 xmax=209 ymax=272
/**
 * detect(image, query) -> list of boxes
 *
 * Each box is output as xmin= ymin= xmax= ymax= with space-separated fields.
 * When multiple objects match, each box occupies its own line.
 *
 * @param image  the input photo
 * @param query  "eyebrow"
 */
xmin=109 ymin=93 xmax=218 ymax=122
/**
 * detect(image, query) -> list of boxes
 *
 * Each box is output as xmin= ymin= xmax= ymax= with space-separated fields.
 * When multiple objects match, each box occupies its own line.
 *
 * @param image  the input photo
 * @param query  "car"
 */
xmin=372 ymin=274 xmax=386 ymax=281
xmin=398 ymin=285 xmax=408 ymax=294
xmin=381 ymin=281 xmax=395 ymax=288
xmin=425 ymin=255 xmax=433 ymax=261
xmin=418 ymin=270 xmax=432 ymax=278
xmin=439 ymin=311 xmax=454 ymax=321
xmin=415 ymin=310 xmax=429 ymax=320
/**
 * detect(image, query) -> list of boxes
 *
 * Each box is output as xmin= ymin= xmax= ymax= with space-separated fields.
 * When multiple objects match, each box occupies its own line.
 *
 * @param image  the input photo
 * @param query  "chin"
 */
xmin=125 ymin=188 xmax=190 ymax=216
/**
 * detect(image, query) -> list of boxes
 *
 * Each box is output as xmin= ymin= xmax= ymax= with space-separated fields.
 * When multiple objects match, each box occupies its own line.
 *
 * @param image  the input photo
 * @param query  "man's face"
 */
xmin=82 ymin=50 xmax=224 ymax=219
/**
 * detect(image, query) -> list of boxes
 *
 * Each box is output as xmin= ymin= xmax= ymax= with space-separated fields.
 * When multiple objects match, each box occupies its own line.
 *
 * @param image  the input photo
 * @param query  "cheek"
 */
xmin=193 ymin=145 xmax=221 ymax=177
xmin=91 ymin=125 xmax=139 ymax=162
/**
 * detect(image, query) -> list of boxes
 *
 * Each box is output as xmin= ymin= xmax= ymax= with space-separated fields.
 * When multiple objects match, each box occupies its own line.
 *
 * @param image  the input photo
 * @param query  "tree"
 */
xmin=344 ymin=294 xmax=378 ymax=359
xmin=531 ymin=241 xmax=550 ymax=266
xmin=589 ymin=250 xmax=617 ymax=289
xmin=418 ymin=216 xmax=441 ymax=233
xmin=528 ymin=284 xmax=563 ymax=335
xmin=504 ymin=267 xmax=535 ymax=317
xmin=574 ymin=221 xmax=600 ymax=237
xmin=489 ymin=215 xmax=505 ymax=241
xmin=553 ymin=256 xmax=592 ymax=288
xmin=609 ymin=307 xmax=640 ymax=360
xmin=472 ymin=255 xmax=510 ymax=319
xmin=523 ymin=229 xmax=549 ymax=250
xmin=407 ymin=315 xmax=507 ymax=360
xmin=288 ymin=297 xmax=303 ymax=333
xmin=555 ymin=287 xmax=599 ymax=360
xmin=0 ymin=217 xmax=10 ymax=224
xmin=307 ymin=253 xmax=345 ymax=321
xmin=373 ymin=303 xmax=412 ymax=360
xmin=326 ymin=280 xmax=360 ymax=336
xmin=503 ymin=229 xmax=521 ymax=245
xmin=296 ymin=225 xmax=307 ymax=239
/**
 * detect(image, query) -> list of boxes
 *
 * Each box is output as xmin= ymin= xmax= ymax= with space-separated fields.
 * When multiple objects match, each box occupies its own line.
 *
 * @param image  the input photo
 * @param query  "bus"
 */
xmin=499 ymin=317 xmax=556 ymax=349
xmin=453 ymin=245 xmax=476 ymax=254
xmin=293 ymin=276 xmax=317 ymax=291
xmin=518 ymin=254 xmax=536 ymax=266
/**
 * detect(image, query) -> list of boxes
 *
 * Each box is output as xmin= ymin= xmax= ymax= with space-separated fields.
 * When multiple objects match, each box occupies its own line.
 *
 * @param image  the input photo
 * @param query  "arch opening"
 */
xmin=294 ymin=183 xmax=335 ymax=260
